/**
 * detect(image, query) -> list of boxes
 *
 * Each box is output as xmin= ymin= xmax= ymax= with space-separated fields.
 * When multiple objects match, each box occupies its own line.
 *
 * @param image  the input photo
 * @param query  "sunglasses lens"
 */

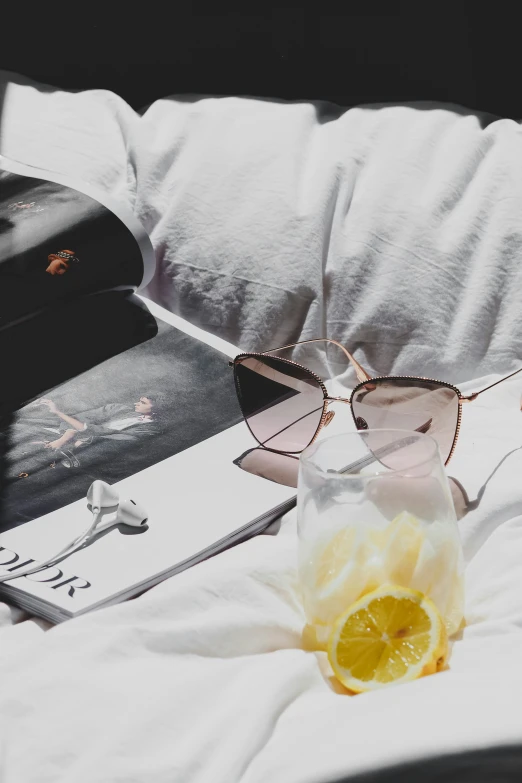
xmin=234 ymin=355 xmax=325 ymax=453
xmin=351 ymin=379 xmax=460 ymax=465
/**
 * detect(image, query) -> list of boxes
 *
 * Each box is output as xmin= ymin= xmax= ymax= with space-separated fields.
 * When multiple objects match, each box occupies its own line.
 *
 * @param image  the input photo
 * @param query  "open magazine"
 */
xmin=0 ymin=155 xmax=296 ymax=623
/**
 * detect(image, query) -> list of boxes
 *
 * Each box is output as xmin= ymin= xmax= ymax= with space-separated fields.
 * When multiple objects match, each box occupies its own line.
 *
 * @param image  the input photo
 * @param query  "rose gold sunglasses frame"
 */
xmin=231 ymin=337 xmax=522 ymax=465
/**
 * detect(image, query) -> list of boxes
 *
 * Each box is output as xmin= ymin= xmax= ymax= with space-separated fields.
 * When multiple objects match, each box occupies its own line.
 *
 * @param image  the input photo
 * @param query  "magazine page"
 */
xmin=0 ymin=154 xmax=155 ymax=331
xmin=0 ymin=299 xmax=295 ymax=621
xmin=0 ymin=299 xmax=243 ymax=529
xmin=0 ymin=291 xmax=162 ymax=420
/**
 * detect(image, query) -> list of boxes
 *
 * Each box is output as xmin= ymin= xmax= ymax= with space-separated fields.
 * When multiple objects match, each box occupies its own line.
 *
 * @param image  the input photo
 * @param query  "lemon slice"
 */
xmin=380 ymin=511 xmax=424 ymax=586
xmin=410 ymin=525 xmax=464 ymax=635
xmin=311 ymin=515 xmax=423 ymax=626
xmin=441 ymin=569 xmax=465 ymax=636
xmin=315 ymin=527 xmax=358 ymax=588
xmin=311 ymin=527 xmax=370 ymax=624
xmin=327 ymin=585 xmax=448 ymax=693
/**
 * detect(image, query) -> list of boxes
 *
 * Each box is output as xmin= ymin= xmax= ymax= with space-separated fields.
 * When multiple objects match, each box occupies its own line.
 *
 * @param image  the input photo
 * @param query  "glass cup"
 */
xmin=297 ymin=429 xmax=464 ymax=648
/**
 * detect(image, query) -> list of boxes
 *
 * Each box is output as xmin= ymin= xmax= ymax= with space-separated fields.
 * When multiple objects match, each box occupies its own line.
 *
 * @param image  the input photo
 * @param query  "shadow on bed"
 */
xmin=449 ymin=446 xmax=522 ymax=524
xmin=233 ymin=445 xmax=522 ymax=528
xmin=332 ymin=743 xmax=522 ymax=783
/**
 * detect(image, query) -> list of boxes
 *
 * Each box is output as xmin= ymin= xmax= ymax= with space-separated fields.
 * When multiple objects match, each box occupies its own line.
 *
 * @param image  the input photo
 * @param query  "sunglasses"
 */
xmin=231 ymin=338 xmax=522 ymax=465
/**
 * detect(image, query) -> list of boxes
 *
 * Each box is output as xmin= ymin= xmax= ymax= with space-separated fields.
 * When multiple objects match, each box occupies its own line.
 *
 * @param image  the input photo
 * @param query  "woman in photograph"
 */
xmin=35 ymin=396 xmax=162 ymax=451
xmin=4 ymin=395 xmax=162 ymax=475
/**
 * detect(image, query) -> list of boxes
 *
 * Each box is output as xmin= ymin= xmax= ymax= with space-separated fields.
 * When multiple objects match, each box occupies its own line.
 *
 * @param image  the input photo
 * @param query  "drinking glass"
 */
xmin=297 ymin=429 xmax=464 ymax=648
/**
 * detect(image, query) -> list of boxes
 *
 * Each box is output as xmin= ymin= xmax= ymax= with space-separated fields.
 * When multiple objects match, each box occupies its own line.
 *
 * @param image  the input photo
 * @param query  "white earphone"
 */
xmin=0 ymin=481 xmax=149 ymax=583
xmin=87 ymin=479 xmax=120 ymax=513
xmin=86 ymin=479 xmax=148 ymax=530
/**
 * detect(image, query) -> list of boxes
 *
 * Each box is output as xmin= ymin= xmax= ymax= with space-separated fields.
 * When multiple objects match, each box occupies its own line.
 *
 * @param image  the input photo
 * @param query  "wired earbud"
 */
xmin=0 ymin=481 xmax=149 ymax=583
xmin=111 ymin=498 xmax=149 ymax=527
xmin=80 ymin=479 xmax=122 ymax=546
xmin=91 ymin=498 xmax=149 ymax=534
xmin=87 ymin=479 xmax=119 ymax=513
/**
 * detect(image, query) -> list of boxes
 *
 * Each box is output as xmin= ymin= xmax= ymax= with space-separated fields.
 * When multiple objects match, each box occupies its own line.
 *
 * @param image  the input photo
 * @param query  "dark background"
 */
xmin=0 ymin=4 xmax=519 ymax=118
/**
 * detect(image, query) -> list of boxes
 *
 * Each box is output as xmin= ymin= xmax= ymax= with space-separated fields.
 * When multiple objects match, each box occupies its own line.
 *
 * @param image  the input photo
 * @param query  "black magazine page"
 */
xmin=0 ymin=155 xmax=154 ymax=331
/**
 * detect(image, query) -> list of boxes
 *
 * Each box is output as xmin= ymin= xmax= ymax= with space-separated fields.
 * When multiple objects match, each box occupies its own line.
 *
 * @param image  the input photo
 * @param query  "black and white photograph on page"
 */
xmin=0 ymin=318 xmax=242 ymax=530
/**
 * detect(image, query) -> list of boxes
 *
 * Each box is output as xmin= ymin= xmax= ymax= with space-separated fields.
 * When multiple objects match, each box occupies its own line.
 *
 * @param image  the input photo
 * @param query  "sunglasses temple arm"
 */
xmin=261 ymin=338 xmax=372 ymax=384
xmin=335 ymin=420 xmax=433 ymax=476
xmin=464 ymin=365 xmax=522 ymax=401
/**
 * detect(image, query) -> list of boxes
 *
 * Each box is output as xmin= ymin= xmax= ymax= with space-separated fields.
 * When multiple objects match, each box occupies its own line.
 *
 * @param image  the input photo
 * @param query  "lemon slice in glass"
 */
xmin=327 ymin=585 xmax=448 ymax=693
xmin=315 ymin=526 xmax=358 ymax=588
xmin=380 ymin=511 xmax=424 ymax=586
xmin=311 ymin=526 xmax=370 ymax=624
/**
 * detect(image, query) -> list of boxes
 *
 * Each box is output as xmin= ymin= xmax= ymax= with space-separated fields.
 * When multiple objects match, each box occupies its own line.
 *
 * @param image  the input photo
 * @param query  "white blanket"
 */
xmin=2 ymin=71 xmax=522 ymax=781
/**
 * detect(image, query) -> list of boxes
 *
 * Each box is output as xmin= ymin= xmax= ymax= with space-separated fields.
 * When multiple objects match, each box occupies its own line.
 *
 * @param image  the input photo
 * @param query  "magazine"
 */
xmin=0 ymin=155 xmax=296 ymax=623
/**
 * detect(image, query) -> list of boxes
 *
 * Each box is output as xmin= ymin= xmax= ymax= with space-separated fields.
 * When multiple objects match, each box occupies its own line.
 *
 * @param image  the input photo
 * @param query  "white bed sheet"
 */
xmin=1 ymin=71 xmax=522 ymax=782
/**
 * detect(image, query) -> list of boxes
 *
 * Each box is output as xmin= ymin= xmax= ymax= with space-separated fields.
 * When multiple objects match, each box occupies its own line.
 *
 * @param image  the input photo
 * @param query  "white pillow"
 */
xmin=134 ymin=95 xmax=522 ymax=384
xmin=3 ymin=70 xmax=519 ymax=384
